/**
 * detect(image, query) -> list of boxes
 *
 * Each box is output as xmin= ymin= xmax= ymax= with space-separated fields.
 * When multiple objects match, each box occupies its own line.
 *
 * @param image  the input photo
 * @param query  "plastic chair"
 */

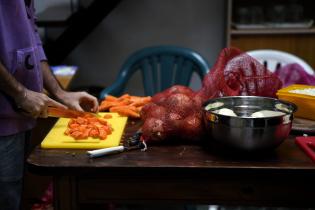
xmin=99 ymin=46 xmax=209 ymax=99
xmin=247 ymin=49 xmax=314 ymax=75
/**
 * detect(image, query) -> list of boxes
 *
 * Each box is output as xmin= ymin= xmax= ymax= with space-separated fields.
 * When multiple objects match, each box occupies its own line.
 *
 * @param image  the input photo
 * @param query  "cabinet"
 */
xmin=226 ymin=0 xmax=315 ymax=68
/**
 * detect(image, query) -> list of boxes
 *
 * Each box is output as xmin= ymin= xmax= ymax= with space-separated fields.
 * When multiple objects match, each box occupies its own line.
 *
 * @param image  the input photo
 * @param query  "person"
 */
xmin=0 ymin=1 xmax=99 ymax=209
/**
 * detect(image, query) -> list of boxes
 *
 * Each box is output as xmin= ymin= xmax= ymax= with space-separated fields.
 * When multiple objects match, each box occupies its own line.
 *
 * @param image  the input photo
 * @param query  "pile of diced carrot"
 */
xmin=99 ymin=94 xmax=151 ymax=118
xmin=64 ymin=116 xmax=113 ymax=140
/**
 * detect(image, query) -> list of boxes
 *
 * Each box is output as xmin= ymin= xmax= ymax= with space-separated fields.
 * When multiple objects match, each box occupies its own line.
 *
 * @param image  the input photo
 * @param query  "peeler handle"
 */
xmin=87 ymin=146 xmax=124 ymax=158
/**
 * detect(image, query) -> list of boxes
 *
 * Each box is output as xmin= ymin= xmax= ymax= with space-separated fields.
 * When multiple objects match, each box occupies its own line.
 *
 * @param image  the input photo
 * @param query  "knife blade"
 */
xmin=47 ymin=107 xmax=97 ymax=118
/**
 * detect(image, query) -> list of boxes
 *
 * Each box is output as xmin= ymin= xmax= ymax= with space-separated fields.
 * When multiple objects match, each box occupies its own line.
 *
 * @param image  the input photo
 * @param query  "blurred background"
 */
xmin=35 ymin=0 xmax=315 ymax=97
xmin=35 ymin=0 xmax=226 ymax=95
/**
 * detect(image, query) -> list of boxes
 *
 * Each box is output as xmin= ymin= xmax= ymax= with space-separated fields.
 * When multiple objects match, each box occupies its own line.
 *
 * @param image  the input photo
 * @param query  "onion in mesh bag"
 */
xmin=141 ymin=86 xmax=204 ymax=142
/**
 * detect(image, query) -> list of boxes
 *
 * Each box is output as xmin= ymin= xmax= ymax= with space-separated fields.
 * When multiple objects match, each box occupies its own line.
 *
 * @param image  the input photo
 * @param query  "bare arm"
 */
xmin=41 ymin=61 xmax=99 ymax=112
xmin=30 ymin=2 xmax=98 ymax=113
xmin=0 ymin=61 xmax=25 ymax=99
xmin=41 ymin=61 xmax=64 ymax=98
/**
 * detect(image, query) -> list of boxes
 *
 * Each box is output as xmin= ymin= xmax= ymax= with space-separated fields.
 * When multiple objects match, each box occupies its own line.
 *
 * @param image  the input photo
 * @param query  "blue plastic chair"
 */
xmin=99 ymin=46 xmax=209 ymax=99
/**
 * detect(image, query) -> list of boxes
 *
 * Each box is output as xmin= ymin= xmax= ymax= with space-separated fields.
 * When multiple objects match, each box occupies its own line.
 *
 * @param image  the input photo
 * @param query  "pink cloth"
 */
xmin=275 ymin=63 xmax=315 ymax=87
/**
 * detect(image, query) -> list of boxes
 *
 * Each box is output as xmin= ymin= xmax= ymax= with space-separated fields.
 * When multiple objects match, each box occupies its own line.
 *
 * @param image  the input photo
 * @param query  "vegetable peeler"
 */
xmin=87 ymin=130 xmax=147 ymax=158
xmin=295 ymin=136 xmax=315 ymax=163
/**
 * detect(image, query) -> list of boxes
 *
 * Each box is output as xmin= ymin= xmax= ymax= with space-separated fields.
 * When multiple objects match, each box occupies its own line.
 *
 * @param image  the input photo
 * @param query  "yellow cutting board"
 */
xmin=41 ymin=112 xmax=128 ymax=149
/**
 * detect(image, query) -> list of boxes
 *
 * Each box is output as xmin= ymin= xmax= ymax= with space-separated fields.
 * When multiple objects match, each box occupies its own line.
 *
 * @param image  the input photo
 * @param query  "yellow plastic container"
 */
xmin=276 ymin=84 xmax=315 ymax=120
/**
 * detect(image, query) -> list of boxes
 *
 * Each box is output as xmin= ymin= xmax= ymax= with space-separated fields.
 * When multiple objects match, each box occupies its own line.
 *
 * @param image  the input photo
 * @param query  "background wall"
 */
xmin=36 ymin=0 xmax=226 ymax=96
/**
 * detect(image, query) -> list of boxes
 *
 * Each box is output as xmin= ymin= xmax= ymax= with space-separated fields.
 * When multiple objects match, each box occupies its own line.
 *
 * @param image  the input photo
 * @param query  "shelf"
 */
xmin=231 ymin=27 xmax=315 ymax=35
xmin=226 ymin=0 xmax=315 ymax=68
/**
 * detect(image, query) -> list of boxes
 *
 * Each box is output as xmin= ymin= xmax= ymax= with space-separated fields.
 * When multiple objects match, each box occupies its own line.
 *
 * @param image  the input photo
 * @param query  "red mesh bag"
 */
xmin=141 ymin=47 xmax=282 ymax=142
xmin=200 ymin=47 xmax=282 ymax=98
xmin=275 ymin=63 xmax=315 ymax=87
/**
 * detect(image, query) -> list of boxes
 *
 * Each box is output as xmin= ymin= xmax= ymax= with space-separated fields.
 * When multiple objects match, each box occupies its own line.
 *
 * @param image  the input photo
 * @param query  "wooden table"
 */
xmin=27 ymin=120 xmax=315 ymax=210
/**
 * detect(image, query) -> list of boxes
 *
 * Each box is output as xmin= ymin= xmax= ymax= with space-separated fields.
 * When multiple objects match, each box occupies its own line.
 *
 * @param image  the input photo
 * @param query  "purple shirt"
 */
xmin=0 ymin=0 xmax=47 ymax=136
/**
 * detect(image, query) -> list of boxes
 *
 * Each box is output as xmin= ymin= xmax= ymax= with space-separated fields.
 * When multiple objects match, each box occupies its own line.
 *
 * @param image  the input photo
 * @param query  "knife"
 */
xmin=47 ymin=107 xmax=97 ymax=118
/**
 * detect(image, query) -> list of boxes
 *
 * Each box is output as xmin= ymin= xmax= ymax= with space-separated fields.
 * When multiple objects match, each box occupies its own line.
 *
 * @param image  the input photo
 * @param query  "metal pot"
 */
xmin=202 ymin=96 xmax=297 ymax=151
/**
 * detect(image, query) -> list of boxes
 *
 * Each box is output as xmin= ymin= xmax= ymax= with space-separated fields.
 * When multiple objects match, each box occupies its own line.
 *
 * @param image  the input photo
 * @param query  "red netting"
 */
xmin=199 ymin=47 xmax=282 ymax=98
xmin=141 ymin=47 xmax=282 ymax=142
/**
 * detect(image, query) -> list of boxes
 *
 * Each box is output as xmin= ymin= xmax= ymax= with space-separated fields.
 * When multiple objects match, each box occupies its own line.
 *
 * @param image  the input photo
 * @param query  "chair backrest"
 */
xmin=247 ymin=49 xmax=314 ymax=75
xmin=99 ymin=46 xmax=209 ymax=99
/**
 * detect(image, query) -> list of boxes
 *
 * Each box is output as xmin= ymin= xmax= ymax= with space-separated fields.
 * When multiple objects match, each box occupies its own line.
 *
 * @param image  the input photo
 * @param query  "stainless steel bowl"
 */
xmin=202 ymin=96 xmax=297 ymax=151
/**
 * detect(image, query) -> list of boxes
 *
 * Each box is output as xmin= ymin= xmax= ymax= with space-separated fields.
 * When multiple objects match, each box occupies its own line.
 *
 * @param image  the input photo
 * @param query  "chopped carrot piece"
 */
xmin=64 ymin=128 xmax=71 ymax=135
xmin=76 ymin=117 xmax=87 ymax=125
xmin=103 ymin=114 xmax=112 ymax=119
xmin=89 ymin=128 xmax=99 ymax=138
xmin=120 ymin=93 xmax=131 ymax=99
xmin=116 ymin=108 xmax=140 ymax=118
xmin=97 ymin=118 xmax=108 ymax=125
xmin=105 ymin=95 xmax=118 ymax=101
xmin=64 ymin=114 xmax=112 ymax=140
xmin=109 ymin=105 xmax=137 ymax=113
xmin=69 ymin=123 xmax=79 ymax=129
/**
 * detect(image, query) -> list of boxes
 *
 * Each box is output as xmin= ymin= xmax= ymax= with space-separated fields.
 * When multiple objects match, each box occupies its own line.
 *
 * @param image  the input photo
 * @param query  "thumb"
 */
xmin=70 ymin=103 xmax=84 ymax=112
xmin=47 ymin=98 xmax=67 ymax=109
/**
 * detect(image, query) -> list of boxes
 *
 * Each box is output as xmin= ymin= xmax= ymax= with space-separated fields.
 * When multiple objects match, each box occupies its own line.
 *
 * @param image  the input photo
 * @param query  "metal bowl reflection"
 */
xmin=202 ymin=96 xmax=297 ymax=151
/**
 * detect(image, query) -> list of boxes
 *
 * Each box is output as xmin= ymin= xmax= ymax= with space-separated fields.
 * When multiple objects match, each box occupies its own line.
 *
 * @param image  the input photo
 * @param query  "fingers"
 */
xmin=16 ymin=90 xmax=47 ymax=118
xmin=36 ymin=96 xmax=65 ymax=118
xmin=79 ymin=92 xmax=99 ymax=112
xmin=32 ymin=100 xmax=48 ymax=119
xmin=21 ymin=92 xmax=65 ymax=118
xmin=70 ymin=103 xmax=84 ymax=112
xmin=38 ymin=110 xmax=48 ymax=118
xmin=38 ymin=97 xmax=67 ymax=118
xmin=53 ymin=91 xmax=99 ymax=112
xmin=18 ymin=109 xmax=35 ymax=118
xmin=63 ymin=91 xmax=99 ymax=112
xmin=23 ymin=108 xmax=43 ymax=119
